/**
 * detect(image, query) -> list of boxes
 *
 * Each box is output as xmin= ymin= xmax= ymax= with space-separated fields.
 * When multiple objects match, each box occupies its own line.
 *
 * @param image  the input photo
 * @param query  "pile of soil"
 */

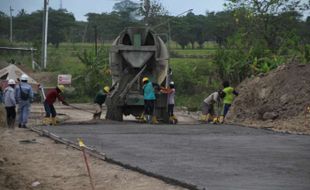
xmin=226 ymin=63 xmax=310 ymax=134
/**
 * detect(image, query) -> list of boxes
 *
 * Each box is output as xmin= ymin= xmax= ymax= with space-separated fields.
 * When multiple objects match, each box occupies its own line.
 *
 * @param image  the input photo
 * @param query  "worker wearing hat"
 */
xmin=142 ymin=77 xmax=158 ymax=124
xmin=43 ymin=85 xmax=69 ymax=125
xmin=93 ymin=86 xmax=110 ymax=119
xmin=15 ymin=74 xmax=34 ymax=128
xmin=3 ymin=79 xmax=17 ymax=128
xmin=160 ymin=81 xmax=177 ymax=124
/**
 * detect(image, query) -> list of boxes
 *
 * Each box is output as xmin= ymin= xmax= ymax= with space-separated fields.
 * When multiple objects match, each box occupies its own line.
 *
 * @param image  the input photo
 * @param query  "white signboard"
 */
xmin=58 ymin=74 xmax=72 ymax=85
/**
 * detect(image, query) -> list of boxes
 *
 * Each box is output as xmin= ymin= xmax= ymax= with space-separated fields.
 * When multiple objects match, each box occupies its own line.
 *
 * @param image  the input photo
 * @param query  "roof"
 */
xmin=0 ymin=64 xmax=38 ymax=84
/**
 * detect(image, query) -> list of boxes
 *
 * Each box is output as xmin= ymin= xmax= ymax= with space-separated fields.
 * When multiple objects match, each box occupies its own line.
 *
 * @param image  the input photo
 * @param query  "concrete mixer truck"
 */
xmin=105 ymin=27 xmax=171 ymax=122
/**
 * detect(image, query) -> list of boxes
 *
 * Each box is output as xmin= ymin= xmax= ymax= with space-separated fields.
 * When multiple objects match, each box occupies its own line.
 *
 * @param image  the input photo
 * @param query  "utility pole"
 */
xmin=9 ymin=6 xmax=14 ymax=43
xmin=41 ymin=0 xmax=49 ymax=69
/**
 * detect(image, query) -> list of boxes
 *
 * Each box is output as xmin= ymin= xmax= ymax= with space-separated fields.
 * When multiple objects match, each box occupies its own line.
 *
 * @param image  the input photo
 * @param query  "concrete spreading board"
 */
xmin=39 ymin=124 xmax=310 ymax=190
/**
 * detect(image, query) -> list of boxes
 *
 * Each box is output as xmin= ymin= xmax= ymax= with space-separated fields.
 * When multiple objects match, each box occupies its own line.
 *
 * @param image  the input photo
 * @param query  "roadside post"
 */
xmin=78 ymin=138 xmax=95 ymax=190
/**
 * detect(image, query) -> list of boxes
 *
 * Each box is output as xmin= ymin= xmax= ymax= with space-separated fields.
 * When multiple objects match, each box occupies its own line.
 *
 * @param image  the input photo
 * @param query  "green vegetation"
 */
xmin=170 ymin=58 xmax=219 ymax=110
xmin=0 ymin=0 xmax=309 ymax=110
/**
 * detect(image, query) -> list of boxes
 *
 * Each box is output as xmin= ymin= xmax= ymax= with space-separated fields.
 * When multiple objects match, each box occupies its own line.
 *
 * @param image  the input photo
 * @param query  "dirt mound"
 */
xmin=226 ymin=63 xmax=310 ymax=134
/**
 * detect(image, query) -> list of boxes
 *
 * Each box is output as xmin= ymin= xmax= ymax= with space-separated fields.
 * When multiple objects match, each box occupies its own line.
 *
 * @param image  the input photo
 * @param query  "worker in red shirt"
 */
xmin=43 ymin=85 xmax=69 ymax=125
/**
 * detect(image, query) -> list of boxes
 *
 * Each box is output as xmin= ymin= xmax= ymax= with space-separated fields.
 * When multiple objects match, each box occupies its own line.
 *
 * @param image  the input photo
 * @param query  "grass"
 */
xmin=0 ymin=42 xmax=221 ymax=109
xmin=170 ymin=58 xmax=220 ymax=109
xmin=173 ymin=49 xmax=217 ymax=55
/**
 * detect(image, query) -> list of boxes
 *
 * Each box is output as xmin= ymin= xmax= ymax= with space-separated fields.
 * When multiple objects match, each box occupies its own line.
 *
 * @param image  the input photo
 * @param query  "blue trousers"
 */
xmin=44 ymin=101 xmax=56 ymax=117
xmin=18 ymin=101 xmax=31 ymax=125
xmin=223 ymin=104 xmax=231 ymax=117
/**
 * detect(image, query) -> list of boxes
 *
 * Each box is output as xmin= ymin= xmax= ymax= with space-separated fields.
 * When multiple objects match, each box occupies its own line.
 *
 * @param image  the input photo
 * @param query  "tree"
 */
xmin=170 ymin=17 xmax=191 ymax=49
xmin=184 ymin=13 xmax=202 ymax=49
xmin=207 ymin=11 xmax=237 ymax=46
xmin=0 ymin=11 xmax=9 ymax=39
xmin=113 ymin=0 xmax=140 ymax=22
xmin=225 ymin=0 xmax=310 ymax=50
xmin=139 ymin=0 xmax=168 ymax=26
xmin=69 ymin=21 xmax=87 ymax=43
xmin=14 ymin=10 xmax=42 ymax=42
xmin=11 ymin=8 xmax=75 ymax=46
xmin=77 ymin=47 xmax=111 ymax=97
xmin=85 ymin=12 xmax=125 ymax=43
xmin=48 ymin=9 xmax=75 ymax=47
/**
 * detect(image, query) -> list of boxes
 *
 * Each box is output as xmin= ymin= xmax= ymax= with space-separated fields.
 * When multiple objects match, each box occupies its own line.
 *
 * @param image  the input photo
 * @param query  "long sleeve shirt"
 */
xmin=15 ymin=82 xmax=34 ymax=103
xmin=45 ymin=88 xmax=65 ymax=105
xmin=4 ymin=86 xmax=16 ymax=107
xmin=94 ymin=90 xmax=107 ymax=106
xmin=161 ymin=87 xmax=175 ymax=105
xmin=143 ymin=81 xmax=156 ymax=100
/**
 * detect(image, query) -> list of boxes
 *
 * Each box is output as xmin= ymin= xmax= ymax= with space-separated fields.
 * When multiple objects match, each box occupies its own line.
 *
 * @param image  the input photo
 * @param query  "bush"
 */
xmin=170 ymin=58 xmax=221 ymax=109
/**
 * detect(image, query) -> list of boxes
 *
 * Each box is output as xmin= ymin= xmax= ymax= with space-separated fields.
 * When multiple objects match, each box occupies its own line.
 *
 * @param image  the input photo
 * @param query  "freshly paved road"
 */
xmin=39 ymin=123 xmax=310 ymax=190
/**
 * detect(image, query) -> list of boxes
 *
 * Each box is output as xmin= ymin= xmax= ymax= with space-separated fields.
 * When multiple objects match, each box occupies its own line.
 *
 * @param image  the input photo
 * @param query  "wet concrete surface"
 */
xmin=39 ymin=124 xmax=310 ymax=190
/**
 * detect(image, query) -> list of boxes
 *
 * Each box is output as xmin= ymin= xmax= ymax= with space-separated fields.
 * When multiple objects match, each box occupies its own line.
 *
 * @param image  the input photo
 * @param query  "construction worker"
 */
xmin=4 ymin=79 xmax=17 ymax=128
xmin=221 ymin=81 xmax=239 ymax=122
xmin=93 ymin=86 xmax=110 ymax=119
xmin=200 ymin=90 xmax=225 ymax=123
xmin=43 ymin=85 xmax=69 ymax=125
xmin=142 ymin=77 xmax=158 ymax=124
xmin=15 ymin=74 xmax=33 ymax=128
xmin=161 ymin=81 xmax=177 ymax=124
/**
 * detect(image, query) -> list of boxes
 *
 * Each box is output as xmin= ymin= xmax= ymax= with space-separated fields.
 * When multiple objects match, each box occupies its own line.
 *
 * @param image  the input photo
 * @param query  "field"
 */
xmin=0 ymin=42 xmax=220 ymax=110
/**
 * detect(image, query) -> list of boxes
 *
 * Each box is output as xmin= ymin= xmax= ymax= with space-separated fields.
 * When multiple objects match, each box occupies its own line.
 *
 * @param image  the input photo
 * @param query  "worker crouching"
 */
xmin=200 ymin=90 xmax=225 ymax=123
xmin=93 ymin=86 xmax=110 ymax=119
xmin=43 ymin=85 xmax=69 ymax=125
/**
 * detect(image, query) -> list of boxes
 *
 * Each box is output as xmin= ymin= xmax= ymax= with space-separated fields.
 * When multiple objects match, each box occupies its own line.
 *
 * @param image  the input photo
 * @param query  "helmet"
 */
xmin=20 ymin=74 xmax=28 ymax=81
xmin=142 ymin=77 xmax=149 ymax=83
xmin=57 ymin=85 xmax=65 ymax=92
xmin=169 ymin=81 xmax=174 ymax=85
xmin=8 ymin=79 xmax=16 ymax=85
xmin=103 ymin=86 xmax=110 ymax=93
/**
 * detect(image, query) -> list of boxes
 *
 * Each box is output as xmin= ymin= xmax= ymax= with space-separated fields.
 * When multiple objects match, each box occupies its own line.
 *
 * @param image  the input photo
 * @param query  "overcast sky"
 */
xmin=0 ymin=0 xmax=226 ymax=21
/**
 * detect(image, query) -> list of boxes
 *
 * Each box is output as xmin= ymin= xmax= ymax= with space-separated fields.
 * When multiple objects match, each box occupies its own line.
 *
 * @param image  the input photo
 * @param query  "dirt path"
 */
xmin=0 ymin=103 xmax=188 ymax=190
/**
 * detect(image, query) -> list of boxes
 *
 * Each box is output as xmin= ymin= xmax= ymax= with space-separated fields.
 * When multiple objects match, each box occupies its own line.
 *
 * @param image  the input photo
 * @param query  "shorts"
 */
xmin=202 ymin=102 xmax=214 ymax=115
xmin=94 ymin=104 xmax=102 ymax=114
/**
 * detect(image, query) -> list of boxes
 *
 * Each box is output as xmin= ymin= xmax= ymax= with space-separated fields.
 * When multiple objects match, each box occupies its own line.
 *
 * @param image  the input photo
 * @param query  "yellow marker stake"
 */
xmin=78 ymin=138 xmax=95 ymax=190
xmin=78 ymin=138 xmax=86 ymax=148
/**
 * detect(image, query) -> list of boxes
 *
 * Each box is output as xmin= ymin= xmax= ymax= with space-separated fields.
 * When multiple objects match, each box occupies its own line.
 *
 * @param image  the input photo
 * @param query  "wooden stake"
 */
xmin=78 ymin=138 xmax=95 ymax=190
